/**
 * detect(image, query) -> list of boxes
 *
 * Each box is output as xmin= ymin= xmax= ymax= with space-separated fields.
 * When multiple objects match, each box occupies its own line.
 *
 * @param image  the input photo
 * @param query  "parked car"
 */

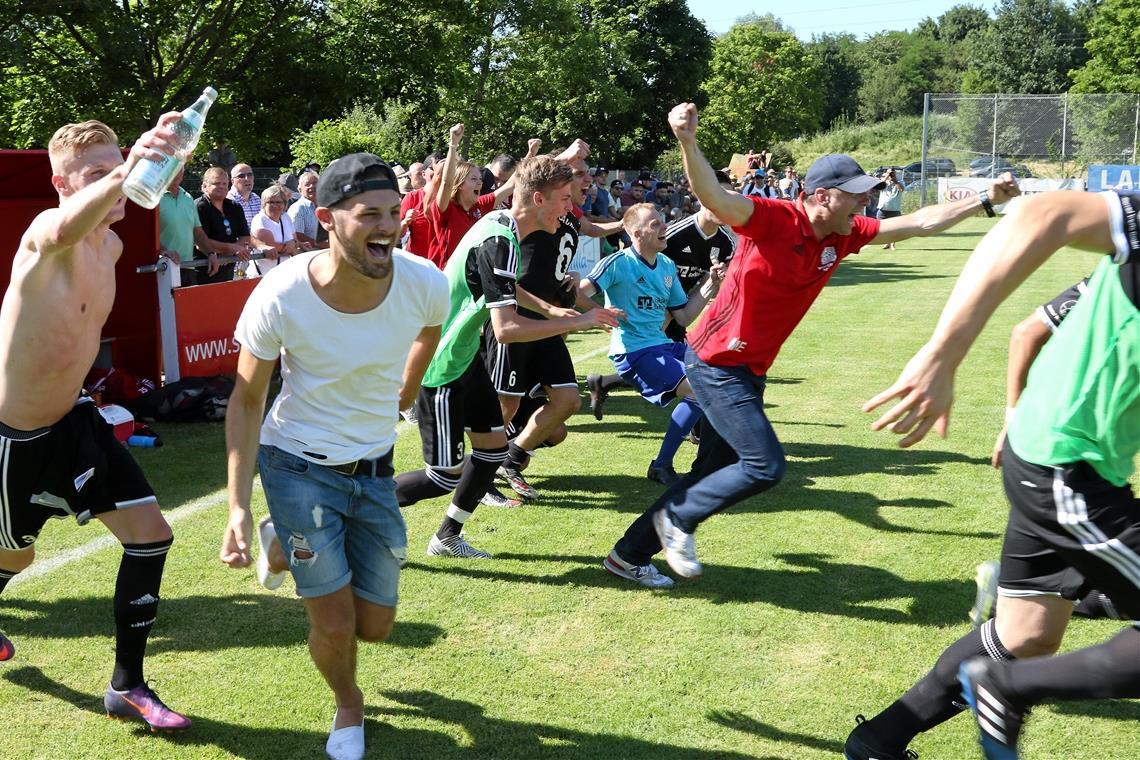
xmin=970 ymin=159 xmax=1032 ymax=178
xmin=871 ymin=165 xmax=906 ymax=178
xmin=901 ymin=159 xmax=957 ymax=182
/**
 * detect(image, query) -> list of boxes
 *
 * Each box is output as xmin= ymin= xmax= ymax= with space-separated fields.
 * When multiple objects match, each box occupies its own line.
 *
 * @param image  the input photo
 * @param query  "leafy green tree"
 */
xmin=0 ymin=0 xmax=337 ymax=162
xmin=697 ymin=21 xmax=823 ymax=166
xmin=964 ymin=0 xmax=1089 ymax=94
xmin=856 ymin=32 xmax=946 ymax=122
xmin=1070 ymin=0 xmax=1140 ymax=93
xmin=807 ymin=33 xmax=862 ymax=129
xmin=288 ymin=102 xmax=435 ymax=170
xmin=934 ymin=4 xmax=990 ymax=43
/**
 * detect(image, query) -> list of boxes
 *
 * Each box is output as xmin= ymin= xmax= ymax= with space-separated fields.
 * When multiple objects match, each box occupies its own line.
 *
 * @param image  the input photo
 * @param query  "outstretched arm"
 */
xmin=433 ymin=123 xmax=464 ymax=215
xmin=871 ymin=173 xmax=1020 ymax=246
xmin=668 ymin=264 xmax=726 ymax=326
xmin=863 ymin=190 xmax=1116 ymax=447
xmin=32 ymin=113 xmax=181 ymax=256
xmin=991 ymin=312 xmax=1053 ymax=467
xmin=669 ymin=104 xmax=753 ymax=228
xmin=493 ymin=138 xmax=542 ymax=206
xmin=488 ymin=304 xmax=618 ymax=344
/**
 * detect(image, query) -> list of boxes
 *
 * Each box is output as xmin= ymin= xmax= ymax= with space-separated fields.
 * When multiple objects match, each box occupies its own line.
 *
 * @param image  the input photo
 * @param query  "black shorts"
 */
xmin=998 ymin=441 xmax=1140 ymax=619
xmin=0 ymin=401 xmax=156 ymax=550
xmin=483 ymin=329 xmax=577 ymax=396
xmin=415 ymin=356 xmax=504 ymax=469
xmin=506 ymin=387 xmax=547 ymax=439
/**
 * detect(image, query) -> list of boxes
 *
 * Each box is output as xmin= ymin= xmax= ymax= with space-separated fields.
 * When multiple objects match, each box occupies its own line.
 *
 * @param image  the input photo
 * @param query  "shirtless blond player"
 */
xmin=0 ymin=115 xmax=192 ymax=731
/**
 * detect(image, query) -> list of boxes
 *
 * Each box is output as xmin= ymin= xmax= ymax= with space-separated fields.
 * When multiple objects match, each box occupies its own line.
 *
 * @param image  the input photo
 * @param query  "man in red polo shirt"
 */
xmin=602 ymin=102 xmax=1020 ymax=588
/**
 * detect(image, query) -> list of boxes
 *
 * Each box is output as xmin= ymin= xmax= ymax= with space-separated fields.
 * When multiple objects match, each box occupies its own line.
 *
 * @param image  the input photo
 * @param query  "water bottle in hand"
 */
xmin=122 ymin=86 xmax=218 ymax=209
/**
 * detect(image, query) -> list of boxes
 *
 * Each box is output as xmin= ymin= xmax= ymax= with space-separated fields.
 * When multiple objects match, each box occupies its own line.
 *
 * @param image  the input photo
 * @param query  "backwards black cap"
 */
xmin=316 ymin=153 xmax=399 ymax=208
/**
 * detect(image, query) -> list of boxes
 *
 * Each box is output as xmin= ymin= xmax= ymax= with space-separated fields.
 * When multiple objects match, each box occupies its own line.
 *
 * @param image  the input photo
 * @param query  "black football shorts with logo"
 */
xmin=0 ymin=400 xmax=156 ymax=550
xmin=998 ymin=439 xmax=1140 ymax=620
xmin=414 ymin=356 xmax=505 ymax=469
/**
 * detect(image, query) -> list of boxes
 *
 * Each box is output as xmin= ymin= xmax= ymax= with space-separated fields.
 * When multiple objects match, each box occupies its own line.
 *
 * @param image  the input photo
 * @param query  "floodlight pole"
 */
xmin=1133 ymin=96 xmax=1138 ymax=164
xmin=991 ymin=94 xmax=999 ymax=177
xmin=1061 ymin=92 xmax=1068 ymax=176
xmin=920 ymin=93 xmax=930 ymax=208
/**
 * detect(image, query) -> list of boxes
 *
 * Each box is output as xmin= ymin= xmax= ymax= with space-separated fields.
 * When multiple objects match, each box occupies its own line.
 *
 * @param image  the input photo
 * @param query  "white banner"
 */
xmin=936 ymin=177 xmax=1086 ymax=213
xmin=569 ymin=235 xmax=602 ymax=275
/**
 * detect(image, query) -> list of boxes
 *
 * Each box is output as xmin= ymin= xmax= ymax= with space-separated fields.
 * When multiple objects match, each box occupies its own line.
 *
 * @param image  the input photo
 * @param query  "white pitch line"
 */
xmin=12 ymin=336 xmax=613 ymax=585
xmin=8 ymin=484 xmax=247 ymax=588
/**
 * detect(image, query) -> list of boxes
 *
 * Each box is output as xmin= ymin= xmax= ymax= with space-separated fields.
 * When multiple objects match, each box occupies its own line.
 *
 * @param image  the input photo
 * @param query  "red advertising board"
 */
xmin=172 ymin=278 xmax=259 ymax=377
xmin=0 ymin=149 xmax=161 ymax=382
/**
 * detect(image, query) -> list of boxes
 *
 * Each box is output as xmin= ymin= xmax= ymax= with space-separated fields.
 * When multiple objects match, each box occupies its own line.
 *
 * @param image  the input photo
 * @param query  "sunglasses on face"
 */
xmin=234 ymin=173 xmax=253 ymax=179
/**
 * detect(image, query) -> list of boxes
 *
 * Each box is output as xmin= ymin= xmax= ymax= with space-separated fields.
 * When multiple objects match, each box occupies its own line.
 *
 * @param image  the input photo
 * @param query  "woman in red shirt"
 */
xmin=426 ymin=123 xmax=538 ymax=268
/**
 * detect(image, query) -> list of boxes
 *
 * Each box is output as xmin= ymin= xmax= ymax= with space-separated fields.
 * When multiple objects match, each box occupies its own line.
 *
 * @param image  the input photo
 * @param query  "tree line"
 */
xmin=0 ymin=0 xmax=1135 ymax=171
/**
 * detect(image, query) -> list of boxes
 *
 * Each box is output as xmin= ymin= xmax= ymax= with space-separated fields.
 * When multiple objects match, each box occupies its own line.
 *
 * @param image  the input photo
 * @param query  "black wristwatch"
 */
xmin=977 ymin=189 xmax=996 ymax=218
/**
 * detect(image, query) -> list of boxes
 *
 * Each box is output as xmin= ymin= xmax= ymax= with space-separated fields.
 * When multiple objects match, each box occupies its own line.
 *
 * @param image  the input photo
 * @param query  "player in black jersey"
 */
xmin=483 ymin=143 xmax=623 ymax=499
xmin=587 ymin=171 xmax=737 ymax=423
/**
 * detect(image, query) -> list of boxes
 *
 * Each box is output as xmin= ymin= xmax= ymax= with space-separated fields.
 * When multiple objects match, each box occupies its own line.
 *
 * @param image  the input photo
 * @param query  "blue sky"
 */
xmin=687 ymin=0 xmax=976 ymax=39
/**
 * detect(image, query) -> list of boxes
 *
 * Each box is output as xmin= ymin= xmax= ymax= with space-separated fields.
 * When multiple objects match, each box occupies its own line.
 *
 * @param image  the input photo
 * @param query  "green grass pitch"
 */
xmin=2 ymin=217 xmax=1137 ymax=759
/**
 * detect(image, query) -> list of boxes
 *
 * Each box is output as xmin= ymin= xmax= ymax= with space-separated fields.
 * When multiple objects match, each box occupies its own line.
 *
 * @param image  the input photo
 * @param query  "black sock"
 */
xmin=396 ymin=468 xmax=457 ymax=507
xmin=0 ymin=568 xmax=15 ymax=594
xmin=861 ymin=620 xmax=1013 ymax=751
xmin=506 ymin=442 xmax=530 ymax=470
xmin=1008 ymin=626 xmax=1140 ymax=703
xmin=1073 ymin=590 xmax=1122 ymax=620
xmin=437 ymin=447 xmax=507 ymax=539
xmin=599 ymin=374 xmax=626 ymax=392
xmin=111 ymin=538 xmax=172 ymax=691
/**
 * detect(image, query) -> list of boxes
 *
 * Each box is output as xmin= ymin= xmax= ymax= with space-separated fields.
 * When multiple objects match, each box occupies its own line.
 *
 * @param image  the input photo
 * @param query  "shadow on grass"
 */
xmin=828 ymin=260 xmax=953 ymax=287
xmin=707 ymin=709 xmax=845 ymax=754
xmin=1051 ymin=698 xmax=1140 ymax=722
xmin=371 ymin=689 xmax=777 ymax=759
xmin=407 ymin=552 xmax=974 ymax=625
xmin=535 ymin=439 xmax=998 ymax=540
xmin=3 ymin=668 xmax=780 ymax=759
xmin=0 ymin=593 xmax=445 ymax=653
xmin=4 ymin=665 xmax=337 ymax=760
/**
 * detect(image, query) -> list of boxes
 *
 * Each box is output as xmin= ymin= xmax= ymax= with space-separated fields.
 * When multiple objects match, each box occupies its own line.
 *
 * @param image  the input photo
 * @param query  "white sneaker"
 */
xmin=427 ymin=533 xmax=492 ymax=559
xmin=256 ymin=516 xmax=286 ymax=591
xmin=602 ymin=550 xmax=674 ymax=588
xmin=652 ymin=508 xmax=702 ymax=578
xmin=326 ymin=711 xmax=364 ymax=760
xmin=969 ymin=560 xmax=1000 ymax=627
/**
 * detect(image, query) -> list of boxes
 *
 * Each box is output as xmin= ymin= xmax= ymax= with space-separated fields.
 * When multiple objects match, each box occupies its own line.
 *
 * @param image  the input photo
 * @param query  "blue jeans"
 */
xmin=258 ymin=445 xmax=407 ymax=606
xmin=614 ymin=349 xmax=786 ymax=565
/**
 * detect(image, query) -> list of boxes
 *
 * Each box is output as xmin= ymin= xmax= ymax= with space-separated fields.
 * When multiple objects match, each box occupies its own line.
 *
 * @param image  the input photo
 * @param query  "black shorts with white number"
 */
xmin=415 ymin=356 xmax=505 ymax=469
xmin=998 ymin=440 xmax=1140 ymax=619
xmin=0 ymin=400 xmax=157 ymax=550
xmin=483 ymin=329 xmax=577 ymax=396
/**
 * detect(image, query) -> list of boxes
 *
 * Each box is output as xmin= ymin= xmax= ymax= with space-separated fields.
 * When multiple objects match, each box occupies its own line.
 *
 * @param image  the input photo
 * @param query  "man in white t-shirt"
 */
xmin=221 ymin=154 xmax=448 ymax=760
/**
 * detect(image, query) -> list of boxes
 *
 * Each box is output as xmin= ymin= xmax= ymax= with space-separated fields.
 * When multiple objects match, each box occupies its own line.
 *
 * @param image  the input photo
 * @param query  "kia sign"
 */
xmin=945 ymin=187 xmax=977 ymax=202
xmin=937 ymin=178 xmax=1085 ymax=213
xmin=1088 ymin=165 xmax=1140 ymax=192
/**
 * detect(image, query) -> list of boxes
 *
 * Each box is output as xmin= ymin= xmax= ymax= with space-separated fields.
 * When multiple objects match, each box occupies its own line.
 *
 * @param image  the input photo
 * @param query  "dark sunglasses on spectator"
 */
xmin=234 ymin=172 xmax=253 ymax=179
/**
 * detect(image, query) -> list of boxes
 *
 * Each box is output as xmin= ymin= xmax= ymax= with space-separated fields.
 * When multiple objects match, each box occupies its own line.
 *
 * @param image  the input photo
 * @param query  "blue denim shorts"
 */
xmin=257 ymin=445 xmax=407 ymax=607
xmin=612 ymin=341 xmax=688 ymax=407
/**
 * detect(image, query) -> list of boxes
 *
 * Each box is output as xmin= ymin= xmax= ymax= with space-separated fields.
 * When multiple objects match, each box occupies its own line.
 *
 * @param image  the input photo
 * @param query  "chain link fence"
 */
xmin=916 ymin=93 xmax=1140 ymax=206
